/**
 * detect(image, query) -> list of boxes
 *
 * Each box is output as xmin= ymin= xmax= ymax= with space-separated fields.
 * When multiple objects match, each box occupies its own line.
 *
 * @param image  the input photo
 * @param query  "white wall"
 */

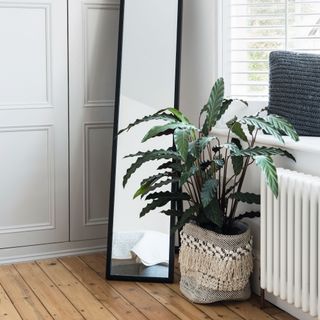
xmin=180 ymin=0 xmax=219 ymax=124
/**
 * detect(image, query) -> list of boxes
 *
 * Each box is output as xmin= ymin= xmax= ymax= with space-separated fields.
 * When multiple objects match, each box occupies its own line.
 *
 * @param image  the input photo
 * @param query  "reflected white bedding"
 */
xmin=112 ymin=230 xmax=169 ymax=266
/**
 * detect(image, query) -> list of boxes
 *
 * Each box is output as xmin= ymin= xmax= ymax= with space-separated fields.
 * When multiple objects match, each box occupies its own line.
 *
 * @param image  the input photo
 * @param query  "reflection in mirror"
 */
xmin=107 ymin=0 xmax=182 ymax=282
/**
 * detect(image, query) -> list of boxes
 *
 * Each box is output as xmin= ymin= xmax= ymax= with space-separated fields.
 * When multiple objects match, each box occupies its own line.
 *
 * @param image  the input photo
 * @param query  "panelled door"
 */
xmin=69 ymin=0 xmax=119 ymax=240
xmin=0 ymin=0 xmax=69 ymax=248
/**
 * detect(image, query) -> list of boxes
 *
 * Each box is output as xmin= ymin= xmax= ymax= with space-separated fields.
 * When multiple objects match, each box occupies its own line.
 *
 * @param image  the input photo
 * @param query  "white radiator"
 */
xmin=261 ymin=168 xmax=320 ymax=318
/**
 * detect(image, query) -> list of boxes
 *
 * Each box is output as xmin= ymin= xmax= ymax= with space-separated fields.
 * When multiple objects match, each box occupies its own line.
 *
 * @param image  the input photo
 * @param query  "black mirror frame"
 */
xmin=106 ymin=0 xmax=183 ymax=283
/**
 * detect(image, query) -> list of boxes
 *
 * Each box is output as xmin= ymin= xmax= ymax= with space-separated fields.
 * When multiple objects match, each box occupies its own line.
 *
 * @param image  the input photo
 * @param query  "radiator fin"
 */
xmin=261 ymin=168 xmax=320 ymax=318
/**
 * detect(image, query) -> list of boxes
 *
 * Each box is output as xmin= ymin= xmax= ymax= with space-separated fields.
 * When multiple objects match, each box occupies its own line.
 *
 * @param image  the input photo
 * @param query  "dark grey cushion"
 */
xmin=268 ymin=51 xmax=320 ymax=136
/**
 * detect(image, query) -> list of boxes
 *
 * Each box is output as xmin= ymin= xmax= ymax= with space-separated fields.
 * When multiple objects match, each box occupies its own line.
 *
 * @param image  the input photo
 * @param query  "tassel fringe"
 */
xmin=179 ymin=226 xmax=253 ymax=292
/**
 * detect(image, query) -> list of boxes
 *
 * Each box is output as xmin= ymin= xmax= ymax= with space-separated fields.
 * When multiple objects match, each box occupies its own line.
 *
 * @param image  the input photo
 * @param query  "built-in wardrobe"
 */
xmin=0 ymin=0 xmax=119 ymax=262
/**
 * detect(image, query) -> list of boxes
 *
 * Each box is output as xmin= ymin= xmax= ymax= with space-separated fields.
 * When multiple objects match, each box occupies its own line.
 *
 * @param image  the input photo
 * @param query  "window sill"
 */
xmin=212 ymin=128 xmax=320 ymax=154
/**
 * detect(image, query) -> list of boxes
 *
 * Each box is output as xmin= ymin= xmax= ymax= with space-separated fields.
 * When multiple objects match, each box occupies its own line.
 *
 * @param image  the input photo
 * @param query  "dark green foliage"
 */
xmin=229 ymin=192 xmax=261 ymax=205
xmin=119 ymin=78 xmax=299 ymax=233
xmin=201 ymin=179 xmax=219 ymax=207
xmin=255 ymin=155 xmax=279 ymax=197
xmin=235 ymin=211 xmax=260 ymax=220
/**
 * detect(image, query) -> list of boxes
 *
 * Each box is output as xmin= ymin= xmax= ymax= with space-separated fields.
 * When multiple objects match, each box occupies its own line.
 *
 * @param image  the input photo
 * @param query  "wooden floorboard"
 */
xmin=0 ymin=264 xmax=52 ymax=320
xmin=0 ymin=253 xmax=296 ymax=320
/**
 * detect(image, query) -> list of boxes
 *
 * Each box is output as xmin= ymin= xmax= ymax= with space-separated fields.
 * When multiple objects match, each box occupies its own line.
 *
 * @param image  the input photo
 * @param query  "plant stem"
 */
xmin=185 ymin=182 xmax=196 ymax=203
xmin=221 ymin=129 xmax=231 ymax=212
xmin=228 ymin=129 xmax=259 ymax=223
xmin=190 ymin=177 xmax=201 ymax=204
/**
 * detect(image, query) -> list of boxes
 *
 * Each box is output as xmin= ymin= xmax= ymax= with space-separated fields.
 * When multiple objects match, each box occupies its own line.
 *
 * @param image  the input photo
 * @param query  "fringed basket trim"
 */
xmin=179 ymin=222 xmax=253 ymax=292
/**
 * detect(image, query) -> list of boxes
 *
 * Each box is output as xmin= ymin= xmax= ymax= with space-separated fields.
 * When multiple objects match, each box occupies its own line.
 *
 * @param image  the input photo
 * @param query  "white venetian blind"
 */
xmin=227 ymin=0 xmax=320 ymax=100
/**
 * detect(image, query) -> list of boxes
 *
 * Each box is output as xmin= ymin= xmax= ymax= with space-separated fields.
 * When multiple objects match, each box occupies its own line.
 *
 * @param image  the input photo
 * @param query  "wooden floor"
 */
xmin=0 ymin=253 xmax=296 ymax=320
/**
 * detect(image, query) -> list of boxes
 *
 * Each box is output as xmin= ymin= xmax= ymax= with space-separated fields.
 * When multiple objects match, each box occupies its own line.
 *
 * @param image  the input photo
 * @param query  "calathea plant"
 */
xmin=119 ymin=78 xmax=299 ymax=234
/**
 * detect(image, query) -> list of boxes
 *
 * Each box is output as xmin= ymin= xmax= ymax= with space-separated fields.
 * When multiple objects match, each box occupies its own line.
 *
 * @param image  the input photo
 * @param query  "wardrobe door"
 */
xmin=0 ymin=0 xmax=69 ymax=247
xmin=69 ymin=0 xmax=119 ymax=240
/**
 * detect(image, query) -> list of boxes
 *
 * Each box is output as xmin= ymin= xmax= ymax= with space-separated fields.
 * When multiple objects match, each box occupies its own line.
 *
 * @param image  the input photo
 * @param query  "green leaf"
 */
xmin=140 ymin=172 xmax=171 ymax=186
xmin=218 ymin=99 xmax=233 ymax=120
xmin=123 ymin=149 xmax=181 ymax=187
xmin=232 ymin=146 xmax=296 ymax=162
xmin=266 ymin=114 xmax=299 ymax=142
xmin=235 ymin=211 xmax=260 ymax=220
xmin=201 ymin=78 xmax=225 ymax=136
xmin=161 ymin=209 xmax=183 ymax=217
xmin=157 ymin=161 xmax=183 ymax=172
xmin=189 ymin=136 xmax=216 ymax=159
xmin=231 ymin=156 xmax=243 ymax=176
xmin=248 ymin=125 xmax=255 ymax=135
xmin=226 ymin=116 xmax=237 ymax=128
xmin=203 ymin=198 xmax=223 ymax=228
xmin=224 ymin=142 xmax=241 ymax=154
xmin=140 ymin=198 xmax=170 ymax=217
xmin=184 ymin=153 xmax=197 ymax=171
xmin=118 ymin=113 xmax=177 ymax=134
xmin=230 ymin=122 xmax=248 ymax=142
xmin=240 ymin=116 xmax=285 ymax=143
xmin=146 ymin=178 xmax=179 ymax=196
xmin=230 ymin=192 xmax=261 ymax=204
xmin=167 ymin=108 xmax=191 ymax=124
xmin=142 ymin=122 xmax=197 ymax=142
xmin=134 ymin=176 xmax=178 ymax=199
xmin=200 ymin=179 xmax=219 ymax=207
xmin=145 ymin=191 xmax=191 ymax=201
xmin=255 ymin=155 xmax=278 ymax=197
xmin=134 ymin=181 xmax=153 ymax=199
xmin=179 ymin=165 xmax=198 ymax=186
xmin=171 ymin=205 xmax=199 ymax=233
xmin=174 ymin=128 xmax=190 ymax=161
xmin=134 ymin=171 xmax=173 ymax=198
xmin=229 ymin=138 xmax=243 ymax=176
xmin=200 ymin=159 xmax=224 ymax=172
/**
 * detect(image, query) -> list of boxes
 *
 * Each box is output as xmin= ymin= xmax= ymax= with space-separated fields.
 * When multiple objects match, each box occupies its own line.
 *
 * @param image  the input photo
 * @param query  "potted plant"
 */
xmin=119 ymin=78 xmax=299 ymax=303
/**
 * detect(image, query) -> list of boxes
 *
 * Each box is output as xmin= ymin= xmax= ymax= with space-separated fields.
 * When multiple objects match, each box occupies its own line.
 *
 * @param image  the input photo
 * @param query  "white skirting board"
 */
xmin=0 ymin=238 xmax=107 ymax=265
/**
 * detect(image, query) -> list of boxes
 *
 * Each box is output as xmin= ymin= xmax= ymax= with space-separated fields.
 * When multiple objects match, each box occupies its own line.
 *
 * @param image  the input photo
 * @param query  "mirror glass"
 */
xmin=107 ymin=0 xmax=182 ymax=281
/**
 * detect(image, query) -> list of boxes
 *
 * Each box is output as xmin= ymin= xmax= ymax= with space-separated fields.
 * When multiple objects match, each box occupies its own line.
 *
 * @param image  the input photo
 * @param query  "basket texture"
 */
xmin=268 ymin=51 xmax=320 ymax=136
xmin=179 ymin=222 xmax=253 ymax=303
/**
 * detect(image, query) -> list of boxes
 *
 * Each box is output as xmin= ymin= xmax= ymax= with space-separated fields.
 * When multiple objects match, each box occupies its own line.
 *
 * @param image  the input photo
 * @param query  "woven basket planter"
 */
xmin=179 ymin=222 xmax=253 ymax=304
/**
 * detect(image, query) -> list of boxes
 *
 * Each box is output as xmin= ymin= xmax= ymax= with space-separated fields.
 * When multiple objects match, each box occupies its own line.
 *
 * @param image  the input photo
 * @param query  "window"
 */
xmin=221 ymin=0 xmax=320 ymax=101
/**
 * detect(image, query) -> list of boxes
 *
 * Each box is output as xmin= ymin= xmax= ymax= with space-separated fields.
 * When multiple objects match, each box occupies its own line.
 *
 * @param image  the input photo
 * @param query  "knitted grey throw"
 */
xmin=268 ymin=51 xmax=320 ymax=136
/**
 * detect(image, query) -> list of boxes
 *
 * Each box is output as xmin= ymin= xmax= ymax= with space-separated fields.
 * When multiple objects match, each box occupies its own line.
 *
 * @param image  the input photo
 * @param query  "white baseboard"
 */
xmin=0 ymin=238 xmax=107 ymax=265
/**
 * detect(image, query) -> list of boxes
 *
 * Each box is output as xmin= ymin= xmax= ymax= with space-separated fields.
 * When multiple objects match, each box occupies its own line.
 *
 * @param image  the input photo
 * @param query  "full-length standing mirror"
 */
xmin=107 ymin=0 xmax=182 ymax=282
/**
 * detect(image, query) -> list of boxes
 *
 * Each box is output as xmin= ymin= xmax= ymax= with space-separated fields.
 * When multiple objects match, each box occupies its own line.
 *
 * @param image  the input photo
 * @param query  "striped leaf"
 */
xmin=118 ymin=113 xmax=177 ymax=134
xmin=123 ymin=149 xmax=181 ymax=187
xmin=230 ymin=192 xmax=261 ymax=204
xmin=174 ymin=128 xmax=190 ymax=162
xmin=140 ymin=198 xmax=171 ymax=217
xmin=142 ymin=122 xmax=197 ymax=142
xmin=189 ymin=136 xmax=216 ymax=159
xmin=145 ymin=191 xmax=190 ymax=201
xmin=202 ymin=78 xmax=225 ymax=136
xmin=240 ymin=116 xmax=284 ymax=143
xmin=200 ymin=179 xmax=219 ymax=208
xmin=235 ymin=211 xmax=260 ymax=221
xmin=230 ymin=122 xmax=248 ymax=142
xmin=266 ymin=114 xmax=299 ymax=142
xmin=203 ymin=197 xmax=223 ymax=228
xmin=172 ymin=205 xmax=200 ymax=233
xmin=254 ymin=155 xmax=278 ymax=197
xmin=167 ymin=108 xmax=191 ymax=124
xmin=232 ymin=146 xmax=296 ymax=162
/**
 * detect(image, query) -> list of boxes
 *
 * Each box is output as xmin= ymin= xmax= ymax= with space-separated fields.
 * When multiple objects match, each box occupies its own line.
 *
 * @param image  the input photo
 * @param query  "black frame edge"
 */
xmin=106 ymin=0 xmax=183 ymax=284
